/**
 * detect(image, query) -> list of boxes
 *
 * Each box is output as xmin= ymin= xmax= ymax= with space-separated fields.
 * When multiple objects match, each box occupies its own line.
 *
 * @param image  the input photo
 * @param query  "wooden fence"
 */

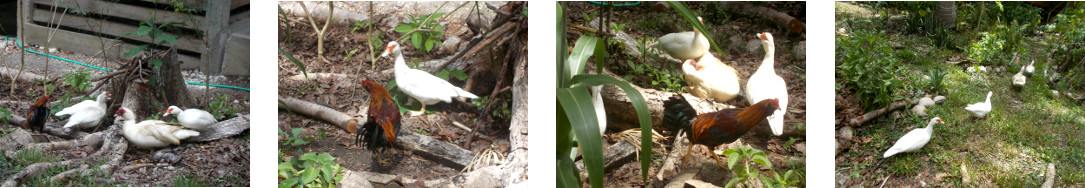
xmin=17 ymin=0 xmax=249 ymax=75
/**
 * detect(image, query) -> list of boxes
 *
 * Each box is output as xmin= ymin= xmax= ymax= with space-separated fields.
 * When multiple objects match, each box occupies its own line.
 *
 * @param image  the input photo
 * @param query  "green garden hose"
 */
xmin=3 ymin=36 xmax=249 ymax=91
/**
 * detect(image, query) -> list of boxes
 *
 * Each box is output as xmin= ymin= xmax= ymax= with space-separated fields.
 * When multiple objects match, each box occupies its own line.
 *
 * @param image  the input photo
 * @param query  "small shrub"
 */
xmin=836 ymin=31 xmax=903 ymax=111
xmin=967 ymin=32 xmax=1004 ymax=66
xmin=394 ymin=13 xmax=445 ymax=53
xmin=278 ymin=152 xmax=343 ymax=188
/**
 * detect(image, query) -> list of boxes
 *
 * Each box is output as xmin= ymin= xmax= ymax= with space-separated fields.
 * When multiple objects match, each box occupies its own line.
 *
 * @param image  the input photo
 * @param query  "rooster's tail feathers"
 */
xmin=663 ymin=95 xmax=697 ymax=132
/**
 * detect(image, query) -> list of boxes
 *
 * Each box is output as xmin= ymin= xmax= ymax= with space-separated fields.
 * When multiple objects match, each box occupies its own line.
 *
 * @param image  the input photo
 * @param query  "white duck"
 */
xmin=1024 ymin=60 xmax=1035 ymax=76
xmin=1013 ymin=65 xmax=1027 ymax=87
xmin=115 ymin=107 xmax=200 ymax=149
xmin=163 ymin=106 xmax=218 ymax=130
xmin=381 ymin=41 xmax=479 ymax=116
xmin=682 ymin=53 xmax=741 ymax=102
xmin=651 ymin=17 xmax=710 ymax=60
xmin=591 ymin=85 xmax=606 ymax=136
xmin=965 ymin=91 xmax=993 ymax=118
xmin=55 ymin=92 xmax=110 ymax=129
xmin=745 ymin=32 xmax=788 ymax=136
xmin=883 ymin=117 xmax=944 ymax=158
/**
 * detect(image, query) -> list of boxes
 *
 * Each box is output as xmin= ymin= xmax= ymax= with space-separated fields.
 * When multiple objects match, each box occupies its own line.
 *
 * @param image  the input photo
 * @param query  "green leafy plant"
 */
xmin=722 ymin=146 xmax=772 ymax=188
xmin=279 ymin=128 xmax=315 ymax=147
xmin=395 ymin=13 xmax=445 ymax=53
xmin=761 ymin=170 xmax=800 ymax=188
xmin=927 ymin=68 xmax=946 ymax=93
xmin=967 ymin=32 xmax=1005 ymax=66
xmin=61 ymin=69 xmax=93 ymax=91
xmin=556 ymin=3 xmax=654 ymax=186
xmin=122 ymin=18 xmax=181 ymax=60
xmin=278 ymin=152 xmax=343 ymax=188
xmin=434 ymin=68 xmax=468 ymax=82
xmin=836 ymin=31 xmax=904 ymax=111
xmin=207 ymin=93 xmax=243 ymax=119
xmin=343 ymin=49 xmax=358 ymax=62
xmin=620 ymin=60 xmax=684 ymax=92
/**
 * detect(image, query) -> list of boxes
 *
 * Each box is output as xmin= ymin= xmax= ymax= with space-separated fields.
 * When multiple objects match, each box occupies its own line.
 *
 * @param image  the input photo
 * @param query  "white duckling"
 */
xmin=115 ymin=107 xmax=200 ymax=149
xmin=1013 ymin=65 xmax=1027 ymax=87
xmin=1024 ymin=60 xmax=1035 ymax=76
xmin=883 ymin=117 xmax=944 ymax=158
xmin=163 ymin=106 xmax=218 ymax=130
xmin=381 ymin=41 xmax=479 ymax=116
xmin=965 ymin=91 xmax=993 ymax=118
xmin=55 ymin=92 xmax=111 ymax=129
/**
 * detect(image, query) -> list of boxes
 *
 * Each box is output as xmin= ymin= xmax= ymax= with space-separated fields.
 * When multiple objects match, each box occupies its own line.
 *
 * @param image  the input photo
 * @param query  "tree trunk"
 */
xmin=935 ymin=1 xmax=957 ymax=30
xmin=153 ymin=48 xmax=195 ymax=108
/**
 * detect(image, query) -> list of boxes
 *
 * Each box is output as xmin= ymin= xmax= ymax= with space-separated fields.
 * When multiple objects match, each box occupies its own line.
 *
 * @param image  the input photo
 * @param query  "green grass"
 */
xmin=0 ymin=149 xmax=126 ymax=186
xmin=837 ymin=5 xmax=1085 ymax=186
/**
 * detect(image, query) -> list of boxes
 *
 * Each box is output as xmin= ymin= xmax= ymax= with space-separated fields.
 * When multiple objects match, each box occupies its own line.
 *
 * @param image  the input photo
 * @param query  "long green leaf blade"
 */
xmin=569 ymin=74 xmax=653 ymax=183
xmin=564 ymin=36 xmax=599 ymax=87
xmin=556 ymin=86 xmax=603 ymax=188
xmin=279 ymin=47 xmax=308 ymax=79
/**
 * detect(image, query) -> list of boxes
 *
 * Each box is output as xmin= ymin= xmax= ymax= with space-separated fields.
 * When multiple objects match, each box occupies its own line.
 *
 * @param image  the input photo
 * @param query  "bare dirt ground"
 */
xmin=277 ymin=1 xmax=518 ymax=186
xmin=564 ymin=1 xmax=807 ymax=187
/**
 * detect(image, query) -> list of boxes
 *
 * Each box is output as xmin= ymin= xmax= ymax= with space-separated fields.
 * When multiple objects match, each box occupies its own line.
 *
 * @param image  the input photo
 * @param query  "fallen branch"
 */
xmin=398 ymin=131 xmax=475 ymax=169
xmin=718 ymin=2 xmax=804 ymax=33
xmin=278 ymin=97 xmax=358 ymax=133
xmin=0 ymin=67 xmax=49 ymax=83
xmin=188 ymin=114 xmax=251 ymax=142
xmin=843 ymin=100 xmax=913 ymax=127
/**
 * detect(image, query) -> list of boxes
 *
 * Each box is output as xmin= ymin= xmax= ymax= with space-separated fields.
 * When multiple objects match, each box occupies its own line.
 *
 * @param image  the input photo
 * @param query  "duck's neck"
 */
xmin=692 ymin=26 xmax=702 ymax=43
xmin=97 ymin=95 xmax=108 ymax=109
xmin=760 ymin=41 xmax=775 ymax=73
xmin=392 ymin=49 xmax=407 ymax=77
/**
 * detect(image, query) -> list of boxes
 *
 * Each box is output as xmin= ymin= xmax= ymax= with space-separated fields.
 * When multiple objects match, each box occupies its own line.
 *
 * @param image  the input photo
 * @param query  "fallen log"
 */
xmin=188 ymin=114 xmax=251 ymax=142
xmin=0 ymin=67 xmax=49 ymax=83
xmin=843 ymin=100 xmax=914 ymax=127
xmin=398 ymin=131 xmax=474 ymax=169
xmin=279 ymin=97 xmax=476 ymax=169
xmin=278 ymin=97 xmax=358 ymax=133
xmin=718 ymin=2 xmax=804 ymax=33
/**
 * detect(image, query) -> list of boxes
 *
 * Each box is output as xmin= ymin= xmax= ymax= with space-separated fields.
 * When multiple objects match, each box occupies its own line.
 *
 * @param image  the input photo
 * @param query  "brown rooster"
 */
xmin=355 ymin=80 xmax=402 ymax=165
xmin=663 ymin=95 xmax=780 ymax=169
xmin=23 ymin=96 xmax=50 ymax=132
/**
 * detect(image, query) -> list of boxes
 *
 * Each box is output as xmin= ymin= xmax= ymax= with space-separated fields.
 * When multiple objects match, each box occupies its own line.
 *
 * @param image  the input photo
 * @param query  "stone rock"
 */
xmin=838 ymin=126 xmax=854 ymax=140
xmin=746 ymin=39 xmax=762 ymax=54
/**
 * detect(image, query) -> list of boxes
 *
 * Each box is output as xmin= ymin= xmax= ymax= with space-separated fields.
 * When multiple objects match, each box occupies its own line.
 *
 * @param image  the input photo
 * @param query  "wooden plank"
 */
xmin=29 ymin=7 xmax=205 ymax=54
xmin=202 ymin=0 xmax=230 ymax=74
xmin=22 ymin=23 xmax=201 ymax=69
xmin=33 ymin=0 xmax=204 ymax=29
xmin=222 ymin=32 xmax=249 ymax=76
xmin=231 ymin=0 xmax=249 ymax=10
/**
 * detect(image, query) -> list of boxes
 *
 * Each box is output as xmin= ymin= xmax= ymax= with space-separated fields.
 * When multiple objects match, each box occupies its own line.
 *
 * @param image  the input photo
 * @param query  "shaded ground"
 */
xmin=0 ymin=27 xmax=250 ymax=187
xmin=835 ymin=2 xmax=1085 ymax=187
xmin=563 ymin=1 xmax=807 ymax=187
xmin=277 ymin=1 xmax=515 ymax=186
